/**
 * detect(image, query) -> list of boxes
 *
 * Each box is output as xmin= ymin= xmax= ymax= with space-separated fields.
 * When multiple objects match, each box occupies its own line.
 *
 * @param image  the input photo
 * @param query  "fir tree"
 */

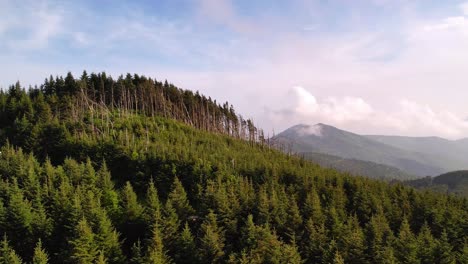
xmin=32 ymin=240 xmax=49 ymax=264
xmin=70 ymin=218 xmax=98 ymax=264
xmin=199 ymin=210 xmax=225 ymax=263
xmin=175 ymin=222 xmax=197 ymax=264
xmin=129 ymin=240 xmax=145 ymax=264
xmin=146 ymin=223 xmax=171 ymax=264
xmin=0 ymin=235 xmax=22 ymax=264
xmin=434 ymin=230 xmax=456 ymax=264
xmin=394 ymin=218 xmax=419 ymax=264
xmin=417 ymin=222 xmax=435 ymax=264
xmin=166 ymin=177 xmax=194 ymax=221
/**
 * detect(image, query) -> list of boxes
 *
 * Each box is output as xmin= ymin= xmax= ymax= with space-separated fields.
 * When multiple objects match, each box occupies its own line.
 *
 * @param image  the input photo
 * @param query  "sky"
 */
xmin=1 ymin=0 xmax=468 ymax=139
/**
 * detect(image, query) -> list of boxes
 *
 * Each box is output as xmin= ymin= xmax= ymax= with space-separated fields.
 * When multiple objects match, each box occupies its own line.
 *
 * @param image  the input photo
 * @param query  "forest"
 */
xmin=0 ymin=72 xmax=466 ymax=264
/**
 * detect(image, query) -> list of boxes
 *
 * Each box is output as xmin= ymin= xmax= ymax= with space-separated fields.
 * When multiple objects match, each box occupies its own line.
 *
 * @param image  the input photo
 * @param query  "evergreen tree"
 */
xmin=93 ymin=210 xmax=124 ymax=264
xmin=175 ymin=222 xmax=197 ymax=264
xmin=146 ymin=223 xmax=171 ymax=264
xmin=333 ymin=250 xmax=345 ymax=264
xmin=70 ymin=218 xmax=98 ymax=264
xmin=32 ymin=240 xmax=49 ymax=264
xmin=458 ymin=242 xmax=468 ymax=264
xmin=166 ymin=177 xmax=194 ymax=221
xmin=120 ymin=182 xmax=143 ymax=222
xmin=96 ymin=251 xmax=107 ymax=264
xmin=341 ymin=215 xmax=366 ymax=263
xmin=417 ymin=222 xmax=436 ymax=264
xmin=0 ymin=235 xmax=22 ymax=264
xmin=145 ymin=179 xmax=161 ymax=222
xmin=129 ymin=240 xmax=144 ymax=264
xmin=434 ymin=230 xmax=456 ymax=264
xmin=199 ymin=210 xmax=225 ymax=263
xmin=394 ymin=218 xmax=419 ymax=264
xmin=160 ymin=201 xmax=180 ymax=255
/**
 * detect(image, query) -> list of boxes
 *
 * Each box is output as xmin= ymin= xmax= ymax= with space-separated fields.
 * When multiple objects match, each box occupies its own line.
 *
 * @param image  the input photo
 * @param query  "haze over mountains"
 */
xmin=273 ymin=123 xmax=468 ymax=178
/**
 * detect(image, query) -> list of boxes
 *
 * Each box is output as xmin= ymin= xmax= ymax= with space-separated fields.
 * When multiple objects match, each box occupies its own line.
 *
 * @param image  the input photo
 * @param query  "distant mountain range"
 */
xmin=300 ymin=152 xmax=416 ymax=181
xmin=405 ymin=171 xmax=468 ymax=196
xmin=273 ymin=123 xmax=468 ymax=179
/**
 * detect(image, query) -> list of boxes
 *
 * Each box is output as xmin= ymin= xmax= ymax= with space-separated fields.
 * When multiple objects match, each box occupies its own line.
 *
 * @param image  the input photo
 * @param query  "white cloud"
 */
xmin=424 ymin=16 xmax=468 ymax=31
xmin=293 ymin=86 xmax=373 ymax=122
xmin=461 ymin=2 xmax=468 ymax=16
xmin=274 ymin=87 xmax=468 ymax=139
xmin=0 ymin=1 xmax=64 ymax=50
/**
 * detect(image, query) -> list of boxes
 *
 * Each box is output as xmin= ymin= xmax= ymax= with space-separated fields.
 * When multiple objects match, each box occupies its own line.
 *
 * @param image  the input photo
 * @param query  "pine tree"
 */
xmin=365 ymin=213 xmax=394 ymax=263
xmin=97 ymin=162 xmax=119 ymax=216
xmin=160 ymin=201 xmax=180 ymax=255
xmin=285 ymin=196 xmax=302 ymax=240
xmin=342 ymin=215 xmax=366 ymax=263
xmin=32 ymin=240 xmax=49 ymax=264
xmin=303 ymin=218 xmax=327 ymax=263
xmin=6 ymin=184 xmax=33 ymax=257
xmin=145 ymin=179 xmax=161 ymax=222
xmin=458 ymin=242 xmax=468 ymax=264
xmin=434 ymin=230 xmax=456 ymax=264
xmin=322 ymin=239 xmax=339 ymax=264
xmin=199 ymin=210 xmax=225 ymax=263
xmin=333 ymin=250 xmax=345 ymax=264
xmin=167 ymin=177 xmax=194 ymax=221
xmin=417 ymin=222 xmax=435 ymax=264
xmin=279 ymin=239 xmax=302 ymax=264
xmin=147 ymin=223 xmax=171 ymax=264
xmin=0 ymin=235 xmax=22 ymax=264
xmin=94 ymin=210 xmax=124 ymax=264
xmin=175 ymin=222 xmax=197 ymax=264
xmin=121 ymin=182 xmax=143 ymax=222
xmin=303 ymin=188 xmax=324 ymax=225
xmin=129 ymin=240 xmax=145 ymax=264
xmin=70 ymin=218 xmax=98 ymax=264
xmin=96 ymin=251 xmax=107 ymax=264
xmin=393 ymin=218 xmax=419 ymax=264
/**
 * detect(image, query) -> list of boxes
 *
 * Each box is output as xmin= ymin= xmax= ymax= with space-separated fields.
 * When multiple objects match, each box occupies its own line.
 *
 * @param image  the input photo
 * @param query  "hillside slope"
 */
xmin=406 ymin=171 xmax=468 ymax=196
xmin=301 ymin=152 xmax=417 ymax=181
xmin=0 ymin=72 xmax=466 ymax=263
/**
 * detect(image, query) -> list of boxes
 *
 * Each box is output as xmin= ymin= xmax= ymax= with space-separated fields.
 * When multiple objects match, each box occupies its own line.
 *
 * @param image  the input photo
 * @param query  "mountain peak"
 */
xmin=288 ymin=123 xmax=327 ymax=137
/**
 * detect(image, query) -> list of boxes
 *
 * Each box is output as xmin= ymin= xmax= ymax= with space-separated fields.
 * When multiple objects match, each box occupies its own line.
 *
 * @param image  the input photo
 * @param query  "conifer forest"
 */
xmin=0 ymin=72 xmax=466 ymax=264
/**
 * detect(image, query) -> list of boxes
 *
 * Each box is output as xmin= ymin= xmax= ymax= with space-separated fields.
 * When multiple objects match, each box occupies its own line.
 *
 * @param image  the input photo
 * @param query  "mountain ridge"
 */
xmin=405 ymin=170 xmax=468 ymax=196
xmin=273 ymin=123 xmax=468 ymax=177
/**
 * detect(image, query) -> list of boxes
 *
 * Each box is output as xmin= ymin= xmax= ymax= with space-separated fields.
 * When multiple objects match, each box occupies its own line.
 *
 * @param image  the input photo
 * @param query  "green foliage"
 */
xmin=147 ymin=223 xmax=171 ymax=264
xmin=0 ymin=235 xmax=22 ymax=264
xmin=70 ymin=218 xmax=98 ymax=264
xmin=199 ymin=210 xmax=225 ymax=263
xmin=0 ymin=73 xmax=466 ymax=264
xmin=32 ymin=240 xmax=48 ymax=264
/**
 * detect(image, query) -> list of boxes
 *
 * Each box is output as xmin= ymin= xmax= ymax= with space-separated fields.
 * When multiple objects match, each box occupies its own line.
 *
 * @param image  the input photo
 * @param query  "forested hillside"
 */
xmin=0 ymin=72 xmax=466 ymax=264
xmin=406 ymin=171 xmax=468 ymax=197
xmin=300 ymin=152 xmax=417 ymax=181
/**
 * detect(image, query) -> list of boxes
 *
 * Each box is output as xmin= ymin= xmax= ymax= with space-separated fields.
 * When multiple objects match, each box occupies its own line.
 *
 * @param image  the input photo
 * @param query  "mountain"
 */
xmin=405 ymin=171 xmax=468 ymax=196
xmin=0 ymin=72 xmax=466 ymax=263
xmin=300 ymin=152 xmax=417 ymax=181
xmin=273 ymin=123 xmax=468 ymax=177
xmin=365 ymin=135 xmax=468 ymax=169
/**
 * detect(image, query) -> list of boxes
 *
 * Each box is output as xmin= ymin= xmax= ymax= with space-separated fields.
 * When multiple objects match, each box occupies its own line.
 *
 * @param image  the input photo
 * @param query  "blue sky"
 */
xmin=2 ymin=0 xmax=468 ymax=138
